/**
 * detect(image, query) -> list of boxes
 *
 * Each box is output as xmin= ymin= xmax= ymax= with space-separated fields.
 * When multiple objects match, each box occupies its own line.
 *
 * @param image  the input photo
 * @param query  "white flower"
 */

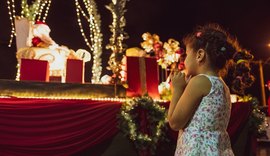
xmin=76 ymin=49 xmax=91 ymax=62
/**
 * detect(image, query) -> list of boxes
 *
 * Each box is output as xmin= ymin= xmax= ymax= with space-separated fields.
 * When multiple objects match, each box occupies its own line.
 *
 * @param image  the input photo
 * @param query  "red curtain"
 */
xmin=0 ymin=98 xmax=253 ymax=155
xmin=0 ymin=98 xmax=121 ymax=156
xmin=227 ymin=102 xmax=252 ymax=144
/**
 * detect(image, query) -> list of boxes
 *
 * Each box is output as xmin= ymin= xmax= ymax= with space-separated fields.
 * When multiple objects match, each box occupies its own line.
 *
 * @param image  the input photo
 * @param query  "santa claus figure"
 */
xmin=28 ymin=21 xmax=57 ymax=48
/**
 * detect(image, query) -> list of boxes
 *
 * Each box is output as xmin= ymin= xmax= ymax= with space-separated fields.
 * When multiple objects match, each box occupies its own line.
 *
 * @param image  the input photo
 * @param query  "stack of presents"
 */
xmin=17 ymin=52 xmax=160 ymax=99
xmin=15 ymin=18 xmax=160 ymax=99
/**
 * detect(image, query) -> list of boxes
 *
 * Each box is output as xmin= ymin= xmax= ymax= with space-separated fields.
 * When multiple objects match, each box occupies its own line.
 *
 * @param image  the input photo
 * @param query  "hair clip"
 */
xmin=236 ymin=59 xmax=247 ymax=64
xmin=196 ymin=32 xmax=202 ymax=37
xmin=220 ymin=47 xmax=226 ymax=52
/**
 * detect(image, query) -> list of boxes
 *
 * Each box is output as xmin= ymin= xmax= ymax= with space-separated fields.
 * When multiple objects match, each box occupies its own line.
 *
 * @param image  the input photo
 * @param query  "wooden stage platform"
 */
xmin=0 ymin=79 xmax=126 ymax=99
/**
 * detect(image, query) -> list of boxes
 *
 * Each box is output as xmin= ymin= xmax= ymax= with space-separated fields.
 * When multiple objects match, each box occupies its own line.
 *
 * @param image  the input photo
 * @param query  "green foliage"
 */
xmin=247 ymin=97 xmax=267 ymax=137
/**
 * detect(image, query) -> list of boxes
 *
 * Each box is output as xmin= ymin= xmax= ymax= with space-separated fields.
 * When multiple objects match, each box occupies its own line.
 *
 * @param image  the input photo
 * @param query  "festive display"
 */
xmin=106 ymin=0 xmax=129 ymax=84
xmin=16 ymin=21 xmax=91 ymax=82
xmin=3 ymin=1 xmax=268 ymax=155
xmin=74 ymin=0 xmax=103 ymax=83
xmin=118 ymin=95 xmax=167 ymax=155
xmin=8 ymin=0 xmax=102 ymax=83
xmin=140 ymin=32 xmax=184 ymax=69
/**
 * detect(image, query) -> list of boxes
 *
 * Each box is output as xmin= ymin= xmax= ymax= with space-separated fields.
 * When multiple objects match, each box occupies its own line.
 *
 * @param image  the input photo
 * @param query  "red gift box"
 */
xmin=66 ymin=59 xmax=84 ymax=83
xmin=126 ymin=56 xmax=160 ymax=99
xmin=20 ymin=58 xmax=49 ymax=82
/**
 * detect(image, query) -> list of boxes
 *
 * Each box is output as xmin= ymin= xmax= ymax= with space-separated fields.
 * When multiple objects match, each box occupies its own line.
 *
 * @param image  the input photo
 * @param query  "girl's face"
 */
xmin=184 ymin=45 xmax=198 ymax=77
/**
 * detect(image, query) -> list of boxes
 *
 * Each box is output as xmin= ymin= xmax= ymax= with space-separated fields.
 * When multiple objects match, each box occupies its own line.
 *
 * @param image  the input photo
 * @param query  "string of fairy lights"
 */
xmin=20 ymin=0 xmax=42 ymax=21
xmin=0 ymin=95 xmax=167 ymax=103
xmin=7 ymin=0 xmax=16 ymax=47
xmin=74 ymin=0 xmax=103 ymax=83
xmin=20 ymin=0 xmax=52 ymax=22
xmin=36 ymin=0 xmax=52 ymax=22
xmin=74 ymin=0 xmax=92 ymax=49
xmin=106 ymin=0 xmax=129 ymax=84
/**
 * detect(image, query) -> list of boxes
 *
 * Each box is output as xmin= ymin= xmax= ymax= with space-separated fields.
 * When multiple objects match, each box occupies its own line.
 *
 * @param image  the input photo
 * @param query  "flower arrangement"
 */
xmin=140 ymin=32 xmax=184 ymax=69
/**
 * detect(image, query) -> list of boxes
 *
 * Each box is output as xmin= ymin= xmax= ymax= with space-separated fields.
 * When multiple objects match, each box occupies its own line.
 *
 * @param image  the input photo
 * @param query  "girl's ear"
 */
xmin=196 ymin=49 xmax=206 ymax=63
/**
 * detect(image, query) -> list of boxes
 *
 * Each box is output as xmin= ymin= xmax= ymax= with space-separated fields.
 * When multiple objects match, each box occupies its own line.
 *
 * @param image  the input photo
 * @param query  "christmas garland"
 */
xmin=118 ymin=96 xmax=167 ymax=155
xmin=239 ymin=95 xmax=267 ymax=137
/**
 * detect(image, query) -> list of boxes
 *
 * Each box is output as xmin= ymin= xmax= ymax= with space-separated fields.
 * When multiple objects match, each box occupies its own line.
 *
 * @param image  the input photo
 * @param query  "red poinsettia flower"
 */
xmin=32 ymin=37 xmax=42 ymax=47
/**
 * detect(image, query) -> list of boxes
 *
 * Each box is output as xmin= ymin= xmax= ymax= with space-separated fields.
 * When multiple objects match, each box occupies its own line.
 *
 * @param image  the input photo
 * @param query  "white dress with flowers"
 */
xmin=175 ymin=74 xmax=234 ymax=156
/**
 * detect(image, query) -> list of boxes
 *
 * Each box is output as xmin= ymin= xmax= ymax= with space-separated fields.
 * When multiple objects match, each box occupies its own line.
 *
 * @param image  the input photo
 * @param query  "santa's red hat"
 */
xmin=35 ymin=21 xmax=47 ymax=25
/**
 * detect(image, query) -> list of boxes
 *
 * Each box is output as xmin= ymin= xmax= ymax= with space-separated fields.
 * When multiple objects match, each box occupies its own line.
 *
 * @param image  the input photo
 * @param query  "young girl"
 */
xmin=168 ymin=23 xmax=237 ymax=155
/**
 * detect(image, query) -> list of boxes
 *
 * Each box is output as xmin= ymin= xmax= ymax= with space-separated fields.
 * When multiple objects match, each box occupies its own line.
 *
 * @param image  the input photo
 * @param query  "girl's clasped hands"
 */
xmin=170 ymin=69 xmax=192 ymax=91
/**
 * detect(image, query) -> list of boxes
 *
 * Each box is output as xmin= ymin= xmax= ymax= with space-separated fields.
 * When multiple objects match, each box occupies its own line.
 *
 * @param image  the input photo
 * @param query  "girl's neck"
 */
xmin=205 ymin=71 xmax=219 ymax=76
xmin=197 ymin=68 xmax=219 ymax=77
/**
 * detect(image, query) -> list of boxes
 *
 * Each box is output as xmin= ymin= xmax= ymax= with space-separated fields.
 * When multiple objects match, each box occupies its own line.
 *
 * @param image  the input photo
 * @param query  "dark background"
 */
xmin=1 ymin=0 xmax=270 ymax=101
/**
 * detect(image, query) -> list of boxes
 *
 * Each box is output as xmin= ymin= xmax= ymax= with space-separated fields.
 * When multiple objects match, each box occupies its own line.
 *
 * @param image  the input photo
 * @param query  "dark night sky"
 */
xmin=1 ymin=0 xmax=270 ymax=99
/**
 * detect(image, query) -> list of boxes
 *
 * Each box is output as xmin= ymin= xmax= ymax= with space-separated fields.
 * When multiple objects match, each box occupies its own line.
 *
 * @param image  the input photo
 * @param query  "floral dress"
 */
xmin=175 ymin=74 xmax=234 ymax=156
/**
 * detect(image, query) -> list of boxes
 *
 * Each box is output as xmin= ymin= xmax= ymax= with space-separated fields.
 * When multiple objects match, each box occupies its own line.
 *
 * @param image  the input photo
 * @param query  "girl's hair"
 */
xmin=183 ymin=23 xmax=239 ymax=71
xmin=182 ymin=23 xmax=255 ymax=95
xmin=226 ymin=50 xmax=255 ymax=95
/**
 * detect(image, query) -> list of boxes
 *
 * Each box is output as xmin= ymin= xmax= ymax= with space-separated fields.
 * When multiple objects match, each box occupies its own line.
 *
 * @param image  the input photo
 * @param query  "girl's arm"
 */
xmin=167 ymin=85 xmax=184 ymax=125
xmin=167 ymin=71 xmax=186 ymax=123
xmin=168 ymin=75 xmax=210 ymax=131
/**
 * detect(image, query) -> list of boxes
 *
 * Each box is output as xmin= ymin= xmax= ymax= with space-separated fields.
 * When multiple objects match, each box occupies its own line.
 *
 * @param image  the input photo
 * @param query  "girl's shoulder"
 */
xmin=188 ymin=74 xmax=212 ymax=97
xmin=190 ymin=74 xmax=213 ymax=83
xmin=194 ymin=74 xmax=221 ymax=85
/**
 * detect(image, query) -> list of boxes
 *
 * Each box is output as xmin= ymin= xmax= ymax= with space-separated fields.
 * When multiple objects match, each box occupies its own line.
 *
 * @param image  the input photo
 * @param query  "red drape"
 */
xmin=0 ymin=98 xmax=122 ymax=156
xmin=0 ymin=98 xmax=253 ymax=155
xmin=227 ymin=102 xmax=252 ymax=144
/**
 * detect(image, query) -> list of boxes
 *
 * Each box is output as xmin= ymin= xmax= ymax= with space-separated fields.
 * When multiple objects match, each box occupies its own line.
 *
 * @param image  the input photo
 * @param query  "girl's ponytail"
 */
xmin=226 ymin=50 xmax=255 ymax=95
